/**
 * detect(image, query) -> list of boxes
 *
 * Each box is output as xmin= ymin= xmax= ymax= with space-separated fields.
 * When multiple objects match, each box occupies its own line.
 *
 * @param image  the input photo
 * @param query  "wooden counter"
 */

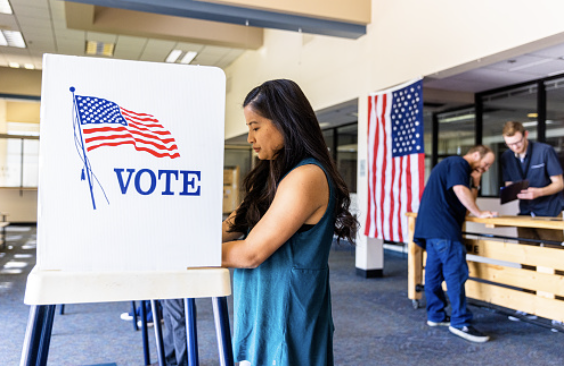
xmin=406 ymin=213 xmax=564 ymax=322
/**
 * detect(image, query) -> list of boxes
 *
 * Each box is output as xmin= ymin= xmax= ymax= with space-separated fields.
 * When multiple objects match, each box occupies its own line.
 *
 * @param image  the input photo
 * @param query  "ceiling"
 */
xmin=425 ymin=42 xmax=564 ymax=94
xmin=0 ymin=0 xmax=367 ymax=71
xmin=4 ymin=0 xmax=564 ymax=140
xmin=0 ymin=0 xmax=250 ymax=70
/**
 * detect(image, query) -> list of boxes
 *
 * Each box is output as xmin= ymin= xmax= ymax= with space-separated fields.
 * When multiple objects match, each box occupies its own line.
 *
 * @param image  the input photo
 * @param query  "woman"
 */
xmin=222 ymin=79 xmax=357 ymax=366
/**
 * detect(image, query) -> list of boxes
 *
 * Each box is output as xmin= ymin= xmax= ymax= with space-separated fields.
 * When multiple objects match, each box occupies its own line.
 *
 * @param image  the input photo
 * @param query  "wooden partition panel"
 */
xmin=467 ymin=261 xmax=564 ymax=297
xmin=406 ymin=212 xmax=564 ymax=322
xmin=464 ymin=238 xmax=564 ymax=270
xmin=465 ymin=281 xmax=564 ymax=323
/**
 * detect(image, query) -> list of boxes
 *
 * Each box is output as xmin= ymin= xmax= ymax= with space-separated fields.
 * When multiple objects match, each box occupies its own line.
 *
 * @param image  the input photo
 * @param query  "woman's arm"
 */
xmin=222 ymin=164 xmax=329 ymax=268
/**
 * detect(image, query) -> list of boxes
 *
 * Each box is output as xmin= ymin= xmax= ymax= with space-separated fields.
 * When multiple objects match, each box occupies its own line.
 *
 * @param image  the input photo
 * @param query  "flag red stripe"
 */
xmin=378 ymin=94 xmax=388 ymax=239
xmin=120 ymin=107 xmax=157 ymax=119
xmin=406 ymin=154 xmax=413 ymax=213
xmin=85 ymin=133 xmax=179 ymax=152
xmin=373 ymin=96 xmax=381 ymax=238
xmin=87 ymin=140 xmax=180 ymax=158
xmin=364 ymin=95 xmax=374 ymax=237
xmin=126 ymin=120 xmax=172 ymax=135
xmin=389 ymin=148 xmax=396 ymax=241
xmin=83 ymin=126 xmax=176 ymax=144
xmin=397 ymin=156 xmax=406 ymax=243
xmin=418 ymin=153 xmax=425 ymax=200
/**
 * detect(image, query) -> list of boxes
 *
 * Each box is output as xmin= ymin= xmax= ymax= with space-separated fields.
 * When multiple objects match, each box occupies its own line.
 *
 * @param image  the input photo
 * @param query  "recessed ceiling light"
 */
xmin=1 ymin=30 xmax=25 ymax=48
xmin=24 ymin=63 xmax=34 ymax=70
xmin=85 ymin=41 xmax=115 ymax=57
xmin=166 ymin=49 xmax=182 ymax=63
xmin=440 ymin=113 xmax=475 ymax=123
xmin=0 ymin=0 xmax=13 ymax=14
xmin=180 ymin=51 xmax=198 ymax=64
xmin=8 ymin=62 xmax=19 ymax=68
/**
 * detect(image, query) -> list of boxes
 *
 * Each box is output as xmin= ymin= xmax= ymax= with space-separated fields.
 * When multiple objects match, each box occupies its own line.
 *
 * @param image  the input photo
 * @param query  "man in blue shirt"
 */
xmin=501 ymin=121 xmax=564 ymax=242
xmin=501 ymin=121 xmax=564 ymax=327
xmin=414 ymin=145 xmax=496 ymax=343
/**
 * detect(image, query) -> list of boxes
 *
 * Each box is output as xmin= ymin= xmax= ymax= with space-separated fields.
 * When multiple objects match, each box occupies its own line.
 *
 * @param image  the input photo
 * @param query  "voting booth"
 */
xmin=21 ymin=55 xmax=233 ymax=366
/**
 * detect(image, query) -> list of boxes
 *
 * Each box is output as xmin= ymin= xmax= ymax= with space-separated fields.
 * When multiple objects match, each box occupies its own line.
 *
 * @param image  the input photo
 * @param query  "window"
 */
xmin=336 ymin=124 xmax=357 ymax=193
xmin=544 ymin=77 xmax=564 ymax=169
xmin=0 ymin=114 xmax=40 ymax=188
xmin=322 ymin=123 xmax=357 ymax=193
xmin=479 ymin=84 xmax=538 ymax=195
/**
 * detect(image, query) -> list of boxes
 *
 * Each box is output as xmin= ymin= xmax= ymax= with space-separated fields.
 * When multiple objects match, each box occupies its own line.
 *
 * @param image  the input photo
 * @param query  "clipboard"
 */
xmin=500 ymin=180 xmax=529 ymax=204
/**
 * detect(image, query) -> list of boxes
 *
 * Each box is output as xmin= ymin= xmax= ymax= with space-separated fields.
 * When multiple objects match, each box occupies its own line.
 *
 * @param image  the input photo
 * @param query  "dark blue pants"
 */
xmin=425 ymin=238 xmax=473 ymax=328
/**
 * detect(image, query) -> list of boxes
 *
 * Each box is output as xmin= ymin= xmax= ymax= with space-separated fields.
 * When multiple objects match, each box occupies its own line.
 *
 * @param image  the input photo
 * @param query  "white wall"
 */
xmin=0 ymin=188 xmax=37 ymax=223
xmin=223 ymin=0 xmax=564 ymax=272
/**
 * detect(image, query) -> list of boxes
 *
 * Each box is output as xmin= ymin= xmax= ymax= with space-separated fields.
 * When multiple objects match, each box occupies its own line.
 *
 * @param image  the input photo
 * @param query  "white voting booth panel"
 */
xmin=21 ymin=56 xmax=234 ymax=366
xmin=37 ymin=54 xmax=223 ymax=272
xmin=25 ymin=55 xmax=231 ymax=306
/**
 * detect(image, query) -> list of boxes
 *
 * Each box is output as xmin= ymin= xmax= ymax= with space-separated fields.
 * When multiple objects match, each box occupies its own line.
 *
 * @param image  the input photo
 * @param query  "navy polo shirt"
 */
xmin=501 ymin=141 xmax=564 ymax=217
xmin=413 ymin=156 xmax=471 ymax=248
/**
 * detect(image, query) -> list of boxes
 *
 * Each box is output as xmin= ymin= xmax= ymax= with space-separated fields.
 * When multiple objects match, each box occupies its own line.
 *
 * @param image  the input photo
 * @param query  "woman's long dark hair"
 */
xmin=228 ymin=79 xmax=358 ymax=244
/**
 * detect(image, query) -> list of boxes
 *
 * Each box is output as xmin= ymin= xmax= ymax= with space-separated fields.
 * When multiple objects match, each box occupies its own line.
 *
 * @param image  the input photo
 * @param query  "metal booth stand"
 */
xmin=20 ymin=267 xmax=234 ymax=366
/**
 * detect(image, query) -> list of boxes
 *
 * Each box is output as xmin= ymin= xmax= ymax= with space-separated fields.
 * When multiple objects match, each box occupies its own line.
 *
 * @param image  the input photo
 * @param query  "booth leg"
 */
xmin=184 ymin=298 xmax=199 ymax=366
xmin=38 ymin=305 xmax=56 ymax=366
xmin=20 ymin=304 xmax=56 ymax=366
xmin=131 ymin=301 xmax=139 ymax=331
xmin=212 ymin=297 xmax=234 ymax=366
xmin=140 ymin=301 xmax=151 ymax=365
xmin=151 ymin=300 xmax=166 ymax=366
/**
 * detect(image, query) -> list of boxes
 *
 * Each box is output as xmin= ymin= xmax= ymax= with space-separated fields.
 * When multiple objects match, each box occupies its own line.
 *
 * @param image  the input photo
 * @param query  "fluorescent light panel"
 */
xmin=166 ymin=50 xmax=198 ymax=64
xmin=440 ymin=113 xmax=475 ymax=123
xmin=8 ymin=62 xmax=19 ymax=68
xmin=166 ymin=49 xmax=182 ymax=63
xmin=0 ymin=0 xmax=12 ymax=14
xmin=0 ymin=30 xmax=25 ymax=48
xmin=180 ymin=51 xmax=197 ymax=64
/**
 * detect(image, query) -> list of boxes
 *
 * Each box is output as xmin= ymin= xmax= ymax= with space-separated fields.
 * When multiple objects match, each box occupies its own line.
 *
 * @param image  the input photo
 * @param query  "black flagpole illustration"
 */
xmin=70 ymin=87 xmax=109 ymax=210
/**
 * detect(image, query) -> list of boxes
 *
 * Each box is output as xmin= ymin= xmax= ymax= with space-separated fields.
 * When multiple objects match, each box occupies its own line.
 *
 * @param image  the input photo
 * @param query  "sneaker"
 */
xmin=427 ymin=316 xmax=450 ymax=327
xmin=551 ymin=319 xmax=563 ymax=333
xmin=120 ymin=312 xmax=133 ymax=321
xmin=449 ymin=325 xmax=490 ymax=343
xmin=508 ymin=310 xmax=538 ymax=322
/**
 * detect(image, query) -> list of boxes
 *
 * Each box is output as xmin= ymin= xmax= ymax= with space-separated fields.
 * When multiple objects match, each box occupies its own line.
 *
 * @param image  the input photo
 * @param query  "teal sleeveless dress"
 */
xmin=233 ymin=158 xmax=336 ymax=366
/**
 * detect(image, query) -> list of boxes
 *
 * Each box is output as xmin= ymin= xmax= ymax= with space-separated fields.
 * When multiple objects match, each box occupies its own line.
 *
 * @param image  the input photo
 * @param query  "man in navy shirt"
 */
xmin=414 ymin=145 xmax=496 ymax=343
xmin=501 ymin=121 xmax=564 ymax=327
xmin=501 ymin=121 xmax=564 ymax=242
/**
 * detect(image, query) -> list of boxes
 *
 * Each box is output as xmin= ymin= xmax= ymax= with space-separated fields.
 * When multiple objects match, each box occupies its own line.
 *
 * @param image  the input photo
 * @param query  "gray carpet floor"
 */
xmin=1 ymin=226 xmax=563 ymax=365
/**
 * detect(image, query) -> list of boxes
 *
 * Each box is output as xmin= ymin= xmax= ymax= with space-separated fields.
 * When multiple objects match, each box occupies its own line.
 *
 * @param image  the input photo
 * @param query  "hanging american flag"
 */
xmin=364 ymin=78 xmax=425 ymax=242
xmin=74 ymin=95 xmax=180 ymax=159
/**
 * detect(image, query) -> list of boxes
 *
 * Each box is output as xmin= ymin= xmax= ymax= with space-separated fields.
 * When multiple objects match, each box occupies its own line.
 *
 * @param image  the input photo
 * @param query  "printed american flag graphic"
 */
xmin=75 ymin=95 xmax=180 ymax=159
xmin=364 ymin=79 xmax=425 ymax=242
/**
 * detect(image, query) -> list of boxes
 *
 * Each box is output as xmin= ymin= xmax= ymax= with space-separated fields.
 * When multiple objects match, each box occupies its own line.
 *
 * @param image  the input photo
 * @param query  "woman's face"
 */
xmin=245 ymin=105 xmax=284 ymax=160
